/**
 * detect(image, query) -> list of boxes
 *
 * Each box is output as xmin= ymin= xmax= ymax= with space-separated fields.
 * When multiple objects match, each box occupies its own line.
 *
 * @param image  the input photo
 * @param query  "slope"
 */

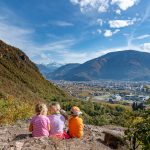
xmin=48 ymin=63 xmax=80 ymax=80
xmin=0 ymin=40 xmax=66 ymax=101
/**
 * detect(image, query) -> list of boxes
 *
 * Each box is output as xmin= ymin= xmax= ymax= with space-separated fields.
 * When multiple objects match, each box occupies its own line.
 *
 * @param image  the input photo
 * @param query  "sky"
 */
xmin=0 ymin=0 xmax=150 ymax=64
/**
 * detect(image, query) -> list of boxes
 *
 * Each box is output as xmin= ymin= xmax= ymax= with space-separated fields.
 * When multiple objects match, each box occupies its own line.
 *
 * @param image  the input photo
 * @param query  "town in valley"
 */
xmin=52 ymin=80 xmax=150 ymax=106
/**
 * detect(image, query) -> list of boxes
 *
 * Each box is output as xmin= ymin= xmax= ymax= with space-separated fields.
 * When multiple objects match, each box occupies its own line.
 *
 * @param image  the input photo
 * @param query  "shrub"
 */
xmin=125 ymin=110 xmax=150 ymax=150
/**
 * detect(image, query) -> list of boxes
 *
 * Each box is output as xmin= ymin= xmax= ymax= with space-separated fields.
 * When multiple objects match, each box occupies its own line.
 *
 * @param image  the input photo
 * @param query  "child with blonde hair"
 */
xmin=68 ymin=106 xmax=84 ymax=138
xmin=29 ymin=103 xmax=50 ymax=137
xmin=48 ymin=102 xmax=70 ymax=139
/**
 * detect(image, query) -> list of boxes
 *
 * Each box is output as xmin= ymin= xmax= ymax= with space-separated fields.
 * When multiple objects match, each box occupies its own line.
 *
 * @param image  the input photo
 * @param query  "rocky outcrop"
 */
xmin=0 ymin=121 xmax=128 ymax=150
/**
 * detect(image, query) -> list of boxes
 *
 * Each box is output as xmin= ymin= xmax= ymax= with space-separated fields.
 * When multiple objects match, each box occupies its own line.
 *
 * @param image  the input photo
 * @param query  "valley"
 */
xmin=52 ymin=80 xmax=150 ymax=106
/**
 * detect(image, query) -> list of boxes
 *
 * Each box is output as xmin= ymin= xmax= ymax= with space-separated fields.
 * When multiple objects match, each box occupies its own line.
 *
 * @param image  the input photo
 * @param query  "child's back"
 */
xmin=48 ymin=102 xmax=69 ymax=139
xmin=48 ymin=114 xmax=65 ymax=135
xmin=29 ymin=103 xmax=50 ymax=137
xmin=68 ymin=106 xmax=84 ymax=138
xmin=68 ymin=116 xmax=83 ymax=138
xmin=31 ymin=115 xmax=50 ymax=137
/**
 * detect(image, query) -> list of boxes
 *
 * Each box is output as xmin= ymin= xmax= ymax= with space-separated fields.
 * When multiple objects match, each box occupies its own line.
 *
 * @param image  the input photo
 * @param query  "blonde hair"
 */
xmin=50 ymin=102 xmax=61 ymax=114
xmin=35 ymin=103 xmax=48 ymax=115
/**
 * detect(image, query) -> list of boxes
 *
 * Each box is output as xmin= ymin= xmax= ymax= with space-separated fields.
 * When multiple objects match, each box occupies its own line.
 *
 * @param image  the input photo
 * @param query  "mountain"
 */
xmin=36 ymin=63 xmax=61 ymax=77
xmin=50 ymin=50 xmax=150 ymax=81
xmin=0 ymin=40 xmax=66 ymax=100
xmin=47 ymin=63 xmax=80 ymax=80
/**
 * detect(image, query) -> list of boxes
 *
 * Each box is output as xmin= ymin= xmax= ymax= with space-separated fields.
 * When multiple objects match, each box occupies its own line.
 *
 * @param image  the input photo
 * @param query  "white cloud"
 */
xmin=0 ymin=19 xmax=97 ymax=65
xmin=113 ymin=29 xmax=120 ymax=34
xmin=33 ymin=53 xmax=54 ymax=64
xmin=0 ymin=8 xmax=93 ymax=64
xmin=136 ymin=34 xmax=150 ymax=40
xmin=98 ymin=0 xmax=109 ymax=12
xmin=111 ymin=0 xmax=139 ymax=11
xmin=92 ymin=29 xmax=102 ymax=35
xmin=116 ymin=9 xmax=121 ymax=14
xmin=0 ymin=7 xmax=35 ymax=51
xmin=70 ymin=0 xmax=139 ymax=13
xmin=141 ymin=2 xmax=150 ymax=23
xmin=0 ymin=1 xmax=146 ymax=64
xmin=0 ymin=6 xmax=81 ymax=64
xmin=53 ymin=21 xmax=74 ymax=27
xmin=104 ymin=29 xmax=120 ymax=37
xmin=70 ymin=0 xmax=141 ymax=37
xmin=72 ymin=45 xmax=140 ymax=63
xmin=0 ymin=22 xmax=34 ymax=49
xmin=0 ymin=17 xmax=134 ymax=64
xmin=70 ymin=0 xmax=109 ymax=13
xmin=128 ymin=34 xmax=150 ymax=46
xmin=36 ymin=43 xmax=150 ymax=64
xmin=97 ymin=18 xmax=103 ymax=26
xmin=0 ymin=15 xmax=77 ymax=64
xmin=97 ymin=29 xmax=102 ymax=34
xmin=55 ymin=46 xmax=129 ymax=64
xmin=104 ymin=30 xmax=113 ymax=37
xmin=140 ymin=43 xmax=150 ymax=51
xmin=109 ymin=19 xmax=136 ymax=28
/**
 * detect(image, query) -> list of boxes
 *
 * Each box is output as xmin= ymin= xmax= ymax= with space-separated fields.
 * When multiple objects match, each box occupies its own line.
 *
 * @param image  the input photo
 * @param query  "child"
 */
xmin=29 ymin=103 xmax=50 ymax=137
xmin=68 ymin=106 xmax=84 ymax=138
xmin=48 ymin=102 xmax=69 ymax=139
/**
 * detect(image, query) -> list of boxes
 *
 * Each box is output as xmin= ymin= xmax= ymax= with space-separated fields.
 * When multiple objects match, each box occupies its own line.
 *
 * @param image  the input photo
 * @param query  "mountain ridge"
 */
xmin=36 ymin=63 xmax=61 ymax=77
xmin=49 ymin=50 xmax=150 ymax=81
xmin=47 ymin=63 xmax=80 ymax=80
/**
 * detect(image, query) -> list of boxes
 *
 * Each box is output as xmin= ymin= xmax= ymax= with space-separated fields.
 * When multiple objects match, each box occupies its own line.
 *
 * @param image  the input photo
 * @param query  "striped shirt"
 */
xmin=30 ymin=115 xmax=50 ymax=137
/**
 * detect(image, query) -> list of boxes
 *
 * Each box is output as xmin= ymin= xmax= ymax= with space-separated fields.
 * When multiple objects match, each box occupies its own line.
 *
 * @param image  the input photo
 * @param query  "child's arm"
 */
xmin=47 ymin=118 xmax=51 ymax=131
xmin=77 ymin=118 xmax=84 ymax=138
xmin=29 ymin=123 xmax=33 ymax=132
xmin=48 ymin=124 xmax=50 ymax=131
xmin=60 ymin=109 xmax=69 ymax=120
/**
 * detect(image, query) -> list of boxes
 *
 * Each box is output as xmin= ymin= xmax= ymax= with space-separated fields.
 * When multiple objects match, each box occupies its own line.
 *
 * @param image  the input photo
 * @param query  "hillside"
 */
xmin=0 ymin=40 xmax=66 ymax=101
xmin=50 ymin=50 xmax=150 ymax=81
xmin=48 ymin=63 xmax=80 ymax=80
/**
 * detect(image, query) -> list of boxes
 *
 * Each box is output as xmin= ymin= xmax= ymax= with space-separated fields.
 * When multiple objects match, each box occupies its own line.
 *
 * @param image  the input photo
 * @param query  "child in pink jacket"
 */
xmin=29 ymin=103 xmax=50 ymax=137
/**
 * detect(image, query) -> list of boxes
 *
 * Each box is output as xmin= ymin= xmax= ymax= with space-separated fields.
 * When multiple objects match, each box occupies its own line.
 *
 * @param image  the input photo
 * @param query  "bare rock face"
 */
xmin=0 ymin=122 xmax=128 ymax=150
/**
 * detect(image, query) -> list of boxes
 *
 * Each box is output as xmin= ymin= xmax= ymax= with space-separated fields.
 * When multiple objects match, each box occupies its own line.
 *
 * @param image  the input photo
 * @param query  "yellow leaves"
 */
xmin=7 ymin=95 xmax=15 ymax=105
xmin=0 ymin=96 xmax=34 ymax=124
xmin=133 ymin=117 xmax=143 ymax=125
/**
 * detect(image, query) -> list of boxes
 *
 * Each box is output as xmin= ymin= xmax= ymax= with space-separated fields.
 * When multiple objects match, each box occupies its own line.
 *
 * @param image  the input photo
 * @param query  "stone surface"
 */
xmin=0 ymin=122 xmax=128 ymax=150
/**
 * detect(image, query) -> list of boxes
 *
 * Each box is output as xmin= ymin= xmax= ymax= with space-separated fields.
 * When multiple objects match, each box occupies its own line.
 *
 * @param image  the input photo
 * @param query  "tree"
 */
xmin=125 ymin=110 xmax=150 ymax=150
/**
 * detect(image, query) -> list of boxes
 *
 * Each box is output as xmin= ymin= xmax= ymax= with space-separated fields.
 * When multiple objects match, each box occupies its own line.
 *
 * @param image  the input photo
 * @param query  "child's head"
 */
xmin=35 ymin=103 xmax=48 ymax=115
xmin=49 ymin=102 xmax=61 ymax=114
xmin=70 ymin=106 xmax=82 ymax=116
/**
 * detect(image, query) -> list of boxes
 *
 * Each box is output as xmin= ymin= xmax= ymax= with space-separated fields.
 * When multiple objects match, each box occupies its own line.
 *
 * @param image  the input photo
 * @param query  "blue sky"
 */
xmin=0 ymin=0 xmax=150 ymax=64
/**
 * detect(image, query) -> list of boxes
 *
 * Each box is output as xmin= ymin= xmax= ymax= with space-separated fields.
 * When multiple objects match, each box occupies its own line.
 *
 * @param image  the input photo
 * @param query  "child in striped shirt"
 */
xmin=29 ymin=103 xmax=50 ymax=137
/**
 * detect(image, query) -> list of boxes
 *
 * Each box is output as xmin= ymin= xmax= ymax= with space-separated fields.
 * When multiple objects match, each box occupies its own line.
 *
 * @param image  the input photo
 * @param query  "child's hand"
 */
xmin=29 ymin=123 xmax=33 ymax=132
xmin=60 ymin=109 xmax=68 ymax=120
